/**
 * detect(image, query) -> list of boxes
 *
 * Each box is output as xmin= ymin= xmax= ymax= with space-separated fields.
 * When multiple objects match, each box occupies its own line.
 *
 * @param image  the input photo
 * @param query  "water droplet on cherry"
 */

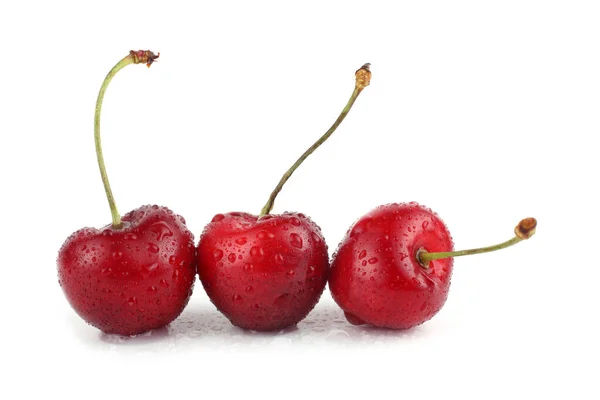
xmin=289 ymin=233 xmax=303 ymax=249
xmin=274 ymin=293 xmax=291 ymax=308
xmin=257 ymin=230 xmax=275 ymax=240
xmin=212 ymin=214 xmax=225 ymax=222
xmin=232 ymin=294 xmax=243 ymax=304
xmin=311 ymin=232 xmax=321 ymax=244
xmin=250 ymin=246 xmax=264 ymax=258
xmin=149 ymin=221 xmax=173 ymax=241
xmin=350 ymin=223 xmax=368 ymax=237
xmin=376 ymin=235 xmax=390 ymax=243
xmin=213 ymin=249 xmax=224 ymax=261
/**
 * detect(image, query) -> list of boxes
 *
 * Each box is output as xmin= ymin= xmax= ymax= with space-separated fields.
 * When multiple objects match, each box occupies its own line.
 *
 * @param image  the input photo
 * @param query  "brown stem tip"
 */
xmin=129 ymin=50 xmax=160 ymax=67
xmin=355 ymin=63 xmax=371 ymax=90
xmin=515 ymin=218 xmax=537 ymax=240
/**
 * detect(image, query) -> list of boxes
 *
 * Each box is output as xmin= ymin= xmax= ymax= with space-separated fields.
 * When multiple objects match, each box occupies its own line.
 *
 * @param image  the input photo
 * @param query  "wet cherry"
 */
xmin=329 ymin=202 xmax=536 ymax=329
xmin=197 ymin=211 xmax=328 ymax=331
xmin=57 ymin=51 xmax=196 ymax=336
xmin=197 ymin=64 xmax=372 ymax=331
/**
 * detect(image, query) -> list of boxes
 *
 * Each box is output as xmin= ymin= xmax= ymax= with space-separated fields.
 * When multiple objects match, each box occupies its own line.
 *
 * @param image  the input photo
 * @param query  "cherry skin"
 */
xmin=329 ymin=202 xmax=454 ymax=329
xmin=197 ymin=212 xmax=328 ymax=331
xmin=58 ymin=205 xmax=196 ymax=336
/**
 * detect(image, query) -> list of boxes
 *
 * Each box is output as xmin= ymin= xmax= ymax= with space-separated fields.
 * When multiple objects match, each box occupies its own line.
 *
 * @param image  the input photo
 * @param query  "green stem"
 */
xmin=94 ymin=50 xmax=159 ymax=228
xmin=417 ymin=217 xmax=537 ymax=267
xmin=259 ymin=63 xmax=372 ymax=217
xmin=418 ymin=236 xmax=523 ymax=264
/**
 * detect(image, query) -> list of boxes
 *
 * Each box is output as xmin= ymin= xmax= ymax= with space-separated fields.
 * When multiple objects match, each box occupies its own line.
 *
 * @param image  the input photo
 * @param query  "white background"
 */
xmin=1 ymin=0 xmax=598 ymax=399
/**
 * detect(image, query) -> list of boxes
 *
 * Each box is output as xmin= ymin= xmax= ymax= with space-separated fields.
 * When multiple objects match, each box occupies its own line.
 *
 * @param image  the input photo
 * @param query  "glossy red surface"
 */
xmin=57 ymin=205 xmax=196 ymax=335
xmin=197 ymin=212 xmax=328 ymax=331
xmin=329 ymin=202 xmax=454 ymax=329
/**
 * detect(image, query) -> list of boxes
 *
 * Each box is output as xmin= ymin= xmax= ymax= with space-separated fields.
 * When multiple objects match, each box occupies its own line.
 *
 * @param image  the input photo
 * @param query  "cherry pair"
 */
xmin=58 ymin=50 xmax=536 ymax=336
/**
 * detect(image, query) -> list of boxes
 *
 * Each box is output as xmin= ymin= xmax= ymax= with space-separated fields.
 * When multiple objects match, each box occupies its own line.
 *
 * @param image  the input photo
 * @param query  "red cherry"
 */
xmin=329 ymin=202 xmax=453 ymax=329
xmin=58 ymin=205 xmax=196 ymax=335
xmin=57 ymin=51 xmax=196 ymax=335
xmin=197 ymin=64 xmax=372 ymax=331
xmin=197 ymin=212 xmax=328 ymax=331
xmin=330 ymin=202 xmax=536 ymax=329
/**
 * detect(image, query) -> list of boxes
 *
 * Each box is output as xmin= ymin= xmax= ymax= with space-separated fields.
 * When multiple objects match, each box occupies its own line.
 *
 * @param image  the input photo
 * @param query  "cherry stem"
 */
xmin=417 ymin=217 xmax=537 ymax=268
xmin=259 ymin=63 xmax=372 ymax=217
xmin=94 ymin=50 xmax=160 ymax=228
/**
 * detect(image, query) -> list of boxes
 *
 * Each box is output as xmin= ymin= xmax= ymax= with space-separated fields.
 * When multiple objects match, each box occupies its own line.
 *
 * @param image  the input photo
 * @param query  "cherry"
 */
xmin=329 ymin=202 xmax=536 ymax=329
xmin=197 ymin=64 xmax=372 ymax=331
xmin=57 ymin=51 xmax=196 ymax=336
